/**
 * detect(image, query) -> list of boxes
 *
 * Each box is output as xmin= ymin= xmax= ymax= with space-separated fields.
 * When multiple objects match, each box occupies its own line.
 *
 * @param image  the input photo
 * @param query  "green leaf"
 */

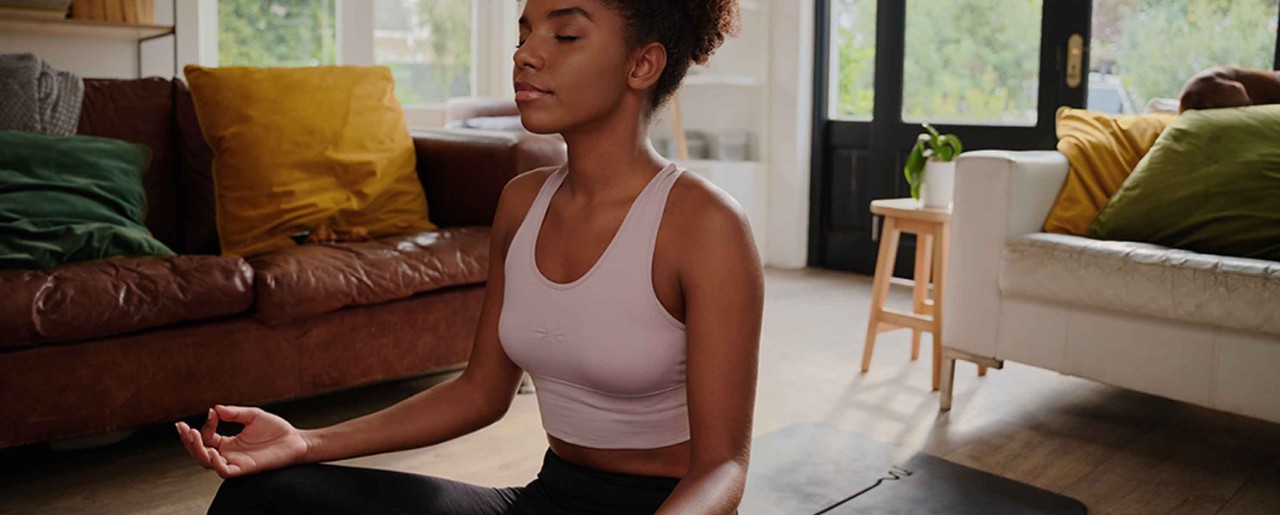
xmin=923 ymin=123 xmax=941 ymax=152
xmin=937 ymin=134 xmax=963 ymax=161
xmin=923 ymin=122 xmax=941 ymax=140
xmin=903 ymin=139 xmax=927 ymax=200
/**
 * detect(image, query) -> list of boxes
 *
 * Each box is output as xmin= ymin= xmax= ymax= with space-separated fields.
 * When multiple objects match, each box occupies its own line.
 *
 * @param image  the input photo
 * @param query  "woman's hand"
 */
xmin=175 ymin=405 xmax=311 ymax=479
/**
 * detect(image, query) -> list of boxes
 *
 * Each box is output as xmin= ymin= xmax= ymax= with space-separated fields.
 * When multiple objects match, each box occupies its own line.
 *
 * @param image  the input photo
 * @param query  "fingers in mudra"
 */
xmin=176 ymin=407 xmax=243 ymax=478
xmin=178 ymin=404 xmax=307 ymax=480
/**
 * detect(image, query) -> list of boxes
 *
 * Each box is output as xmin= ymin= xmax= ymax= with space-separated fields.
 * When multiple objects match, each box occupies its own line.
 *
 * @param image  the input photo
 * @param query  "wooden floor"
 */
xmin=2 ymin=267 xmax=1278 ymax=514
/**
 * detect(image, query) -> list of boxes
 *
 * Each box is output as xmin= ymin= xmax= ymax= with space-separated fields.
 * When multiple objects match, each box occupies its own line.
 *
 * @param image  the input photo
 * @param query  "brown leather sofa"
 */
xmin=0 ymin=77 xmax=566 ymax=450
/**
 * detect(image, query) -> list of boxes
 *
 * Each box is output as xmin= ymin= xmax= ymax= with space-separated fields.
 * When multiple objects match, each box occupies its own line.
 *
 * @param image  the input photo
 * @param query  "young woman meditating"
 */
xmin=177 ymin=1 xmax=762 ymax=513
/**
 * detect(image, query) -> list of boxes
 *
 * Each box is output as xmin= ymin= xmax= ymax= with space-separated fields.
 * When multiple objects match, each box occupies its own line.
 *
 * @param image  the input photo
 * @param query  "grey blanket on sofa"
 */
xmin=0 ymin=53 xmax=83 ymax=135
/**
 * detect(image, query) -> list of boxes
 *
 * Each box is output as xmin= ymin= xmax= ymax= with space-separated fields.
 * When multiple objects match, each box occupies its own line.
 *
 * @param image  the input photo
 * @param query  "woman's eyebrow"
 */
xmin=547 ymin=6 xmax=592 ymax=21
xmin=519 ymin=6 xmax=593 ymax=27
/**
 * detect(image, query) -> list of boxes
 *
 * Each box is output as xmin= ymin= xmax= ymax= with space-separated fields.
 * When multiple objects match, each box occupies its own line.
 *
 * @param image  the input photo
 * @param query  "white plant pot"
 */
xmin=920 ymin=160 xmax=956 ymax=210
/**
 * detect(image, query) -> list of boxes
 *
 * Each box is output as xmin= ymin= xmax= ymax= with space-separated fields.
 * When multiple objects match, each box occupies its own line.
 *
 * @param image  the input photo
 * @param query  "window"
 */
xmin=214 ymin=0 xmax=497 ymax=121
xmin=1090 ymin=0 xmax=1279 ymax=114
xmin=829 ymin=0 xmax=876 ymax=120
xmin=218 ymin=0 xmax=337 ymax=67
xmin=374 ymin=0 xmax=474 ymax=106
xmin=830 ymin=0 xmax=1045 ymax=125
xmin=901 ymin=0 xmax=1042 ymax=126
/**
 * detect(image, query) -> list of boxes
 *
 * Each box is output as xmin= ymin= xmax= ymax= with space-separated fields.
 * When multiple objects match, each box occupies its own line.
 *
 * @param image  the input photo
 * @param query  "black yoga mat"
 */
xmin=742 ymin=423 xmax=1087 ymax=515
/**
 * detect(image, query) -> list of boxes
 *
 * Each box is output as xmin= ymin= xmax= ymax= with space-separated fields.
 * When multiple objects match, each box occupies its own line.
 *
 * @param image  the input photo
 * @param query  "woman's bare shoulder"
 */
xmin=666 ymin=168 xmax=752 ymax=241
xmin=663 ymin=166 xmax=762 ymax=307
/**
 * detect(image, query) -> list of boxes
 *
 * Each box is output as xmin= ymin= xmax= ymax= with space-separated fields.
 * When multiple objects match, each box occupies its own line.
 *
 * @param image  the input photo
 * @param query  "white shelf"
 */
xmin=682 ymin=74 xmax=762 ymax=88
xmin=0 ymin=15 xmax=172 ymax=40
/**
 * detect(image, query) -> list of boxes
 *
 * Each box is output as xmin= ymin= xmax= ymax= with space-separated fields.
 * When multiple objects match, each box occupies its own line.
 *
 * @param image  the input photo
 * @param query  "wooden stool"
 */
xmin=860 ymin=198 xmax=985 ymax=391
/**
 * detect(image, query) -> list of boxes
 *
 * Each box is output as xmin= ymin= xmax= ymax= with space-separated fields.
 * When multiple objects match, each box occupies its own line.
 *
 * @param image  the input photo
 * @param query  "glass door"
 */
xmin=810 ymin=0 xmax=1091 ymax=275
xmin=812 ymin=0 xmax=1280 ymax=275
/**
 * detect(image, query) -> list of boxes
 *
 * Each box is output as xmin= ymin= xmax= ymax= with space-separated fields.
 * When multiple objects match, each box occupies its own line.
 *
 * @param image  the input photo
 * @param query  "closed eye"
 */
xmin=516 ymin=35 xmax=579 ymax=49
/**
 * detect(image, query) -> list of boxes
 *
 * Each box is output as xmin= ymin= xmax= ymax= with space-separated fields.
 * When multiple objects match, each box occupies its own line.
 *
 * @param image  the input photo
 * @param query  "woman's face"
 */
xmin=513 ymin=0 xmax=635 ymax=134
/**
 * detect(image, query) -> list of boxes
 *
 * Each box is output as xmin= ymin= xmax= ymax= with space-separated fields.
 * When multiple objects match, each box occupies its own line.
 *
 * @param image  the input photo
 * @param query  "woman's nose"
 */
xmin=513 ymin=40 xmax=542 ymax=70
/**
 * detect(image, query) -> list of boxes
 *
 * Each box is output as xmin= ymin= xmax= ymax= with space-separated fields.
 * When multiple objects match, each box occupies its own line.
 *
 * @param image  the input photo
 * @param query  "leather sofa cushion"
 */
xmin=249 ymin=226 xmax=490 ymax=325
xmin=1001 ymin=233 xmax=1280 ymax=337
xmin=174 ymin=79 xmax=220 ymax=255
xmin=414 ymin=129 xmax=565 ymax=227
xmin=0 ymin=285 xmax=482 ymax=449
xmin=0 ymin=255 xmax=254 ymax=349
xmin=77 ymin=78 xmax=183 ymax=252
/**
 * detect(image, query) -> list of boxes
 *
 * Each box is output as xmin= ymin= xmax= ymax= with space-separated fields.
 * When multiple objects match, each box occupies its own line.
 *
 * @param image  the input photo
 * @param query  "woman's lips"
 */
xmin=515 ymin=80 xmax=551 ymax=102
xmin=512 ymin=90 xmax=547 ymax=101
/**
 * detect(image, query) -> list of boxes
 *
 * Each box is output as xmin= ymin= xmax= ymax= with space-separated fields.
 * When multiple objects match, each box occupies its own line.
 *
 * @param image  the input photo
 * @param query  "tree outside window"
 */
xmin=375 ymin=0 xmax=473 ymax=106
xmin=1093 ymin=0 xmax=1278 ymax=111
xmin=830 ymin=0 xmax=1278 ymax=120
xmin=217 ymin=0 xmax=474 ymax=106
xmin=219 ymin=0 xmax=337 ymax=67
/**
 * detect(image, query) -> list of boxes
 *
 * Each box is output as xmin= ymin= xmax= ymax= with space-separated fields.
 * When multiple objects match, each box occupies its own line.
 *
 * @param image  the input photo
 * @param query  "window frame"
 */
xmin=210 ymin=0 xmax=517 ymax=128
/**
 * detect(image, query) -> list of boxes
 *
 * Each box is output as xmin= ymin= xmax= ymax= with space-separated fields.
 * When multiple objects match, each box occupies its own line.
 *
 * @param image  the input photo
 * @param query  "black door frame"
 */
xmin=809 ymin=0 xmax=1095 ymax=274
xmin=807 ymin=0 xmax=1280 ymax=274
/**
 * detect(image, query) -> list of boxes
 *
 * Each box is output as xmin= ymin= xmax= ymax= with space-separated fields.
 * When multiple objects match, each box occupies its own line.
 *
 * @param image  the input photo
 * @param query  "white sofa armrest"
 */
xmin=942 ymin=150 xmax=1069 ymax=357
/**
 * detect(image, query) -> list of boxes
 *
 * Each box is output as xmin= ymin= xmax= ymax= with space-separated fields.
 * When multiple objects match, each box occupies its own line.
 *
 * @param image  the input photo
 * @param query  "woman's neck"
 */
xmin=559 ymin=104 xmax=668 ymax=202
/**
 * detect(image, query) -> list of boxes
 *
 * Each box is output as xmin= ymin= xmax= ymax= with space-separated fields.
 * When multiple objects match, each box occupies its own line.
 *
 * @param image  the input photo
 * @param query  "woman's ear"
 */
xmin=627 ymin=42 xmax=667 ymax=92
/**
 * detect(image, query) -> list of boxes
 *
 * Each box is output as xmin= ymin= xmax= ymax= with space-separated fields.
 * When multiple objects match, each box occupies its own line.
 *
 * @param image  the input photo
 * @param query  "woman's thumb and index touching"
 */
xmin=212 ymin=404 xmax=258 ymax=424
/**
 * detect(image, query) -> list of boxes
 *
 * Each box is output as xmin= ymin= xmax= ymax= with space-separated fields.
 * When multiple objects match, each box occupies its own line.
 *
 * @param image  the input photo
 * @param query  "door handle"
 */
xmin=1066 ymin=33 xmax=1083 ymax=88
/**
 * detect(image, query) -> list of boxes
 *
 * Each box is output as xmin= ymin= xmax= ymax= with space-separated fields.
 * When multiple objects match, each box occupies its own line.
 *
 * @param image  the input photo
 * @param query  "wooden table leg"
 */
xmin=861 ymin=217 xmax=900 ymax=373
xmin=910 ymin=233 xmax=932 ymax=361
xmin=930 ymin=222 xmax=950 ymax=391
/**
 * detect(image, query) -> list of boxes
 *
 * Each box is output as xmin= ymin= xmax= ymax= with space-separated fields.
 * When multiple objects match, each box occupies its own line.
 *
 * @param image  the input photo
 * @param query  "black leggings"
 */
xmin=206 ymin=448 xmax=680 ymax=514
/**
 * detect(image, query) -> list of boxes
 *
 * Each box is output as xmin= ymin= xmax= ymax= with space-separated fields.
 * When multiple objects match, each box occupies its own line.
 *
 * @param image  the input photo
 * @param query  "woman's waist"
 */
xmin=545 ymin=435 xmax=690 ymax=481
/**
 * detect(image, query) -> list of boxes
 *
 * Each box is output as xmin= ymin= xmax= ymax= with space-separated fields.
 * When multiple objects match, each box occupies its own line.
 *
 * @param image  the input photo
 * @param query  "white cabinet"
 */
xmin=652 ymin=0 xmax=771 ymax=255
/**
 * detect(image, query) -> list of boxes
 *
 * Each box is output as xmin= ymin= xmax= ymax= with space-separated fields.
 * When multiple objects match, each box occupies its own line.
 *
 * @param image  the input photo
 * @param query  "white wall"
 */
xmin=636 ymin=0 xmax=817 ymax=269
xmin=0 ymin=34 xmax=134 ymax=79
xmin=763 ymin=0 xmax=816 ymax=269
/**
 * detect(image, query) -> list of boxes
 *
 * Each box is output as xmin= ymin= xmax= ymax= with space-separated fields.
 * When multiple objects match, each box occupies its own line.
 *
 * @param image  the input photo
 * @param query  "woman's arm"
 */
xmin=657 ymin=182 xmax=764 ymax=514
xmin=299 ymin=172 xmax=546 ymax=464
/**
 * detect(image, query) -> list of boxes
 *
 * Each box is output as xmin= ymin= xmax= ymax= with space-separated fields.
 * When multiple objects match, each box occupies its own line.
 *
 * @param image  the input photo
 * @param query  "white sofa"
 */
xmin=939 ymin=150 xmax=1280 ymax=424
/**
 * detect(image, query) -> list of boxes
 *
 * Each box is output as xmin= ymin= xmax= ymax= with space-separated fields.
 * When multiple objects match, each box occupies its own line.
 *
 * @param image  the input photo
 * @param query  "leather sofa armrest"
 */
xmin=942 ymin=150 xmax=1069 ymax=357
xmin=412 ymin=129 xmax=566 ymax=227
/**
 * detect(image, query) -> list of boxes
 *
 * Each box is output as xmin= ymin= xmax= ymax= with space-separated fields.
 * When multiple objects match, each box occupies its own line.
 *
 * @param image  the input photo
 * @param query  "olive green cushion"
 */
xmin=0 ymin=130 xmax=174 ymax=269
xmin=1087 ymin=105 xmax=1280 ymax=261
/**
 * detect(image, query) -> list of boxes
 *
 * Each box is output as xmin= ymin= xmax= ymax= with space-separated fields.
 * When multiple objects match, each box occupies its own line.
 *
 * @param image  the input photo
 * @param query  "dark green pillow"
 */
xmin=1087 ymin=105 xmax=1280 ymax=261
xmin=0 ymin=130 xmax=174 ymax=269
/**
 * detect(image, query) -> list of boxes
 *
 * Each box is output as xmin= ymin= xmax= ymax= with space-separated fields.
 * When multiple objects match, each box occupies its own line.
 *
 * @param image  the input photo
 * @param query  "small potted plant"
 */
xmin=903 ymin=123 xmax=963 ymax=209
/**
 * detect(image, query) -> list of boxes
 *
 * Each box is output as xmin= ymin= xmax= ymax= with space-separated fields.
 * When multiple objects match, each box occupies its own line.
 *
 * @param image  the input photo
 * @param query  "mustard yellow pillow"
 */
xmin=1043 ymin=107 xmax=1176 ymax=236
xmin=184 ymin=65 xmax=435 ymax=257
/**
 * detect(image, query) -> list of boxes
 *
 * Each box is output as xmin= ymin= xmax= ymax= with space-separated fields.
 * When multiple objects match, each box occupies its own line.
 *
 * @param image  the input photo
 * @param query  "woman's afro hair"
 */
xmin=601 ymin=0 xmax=742 ymax=114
